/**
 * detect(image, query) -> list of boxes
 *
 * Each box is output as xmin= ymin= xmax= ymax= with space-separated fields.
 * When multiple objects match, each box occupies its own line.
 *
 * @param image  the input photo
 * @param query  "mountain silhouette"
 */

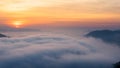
xmin=114 ymin=61 xmax=120 ymax=68
xmin=0 ymin=33 xmax=7 ymax=38
xmin=85 ymin=30 xmax=120 ymax=45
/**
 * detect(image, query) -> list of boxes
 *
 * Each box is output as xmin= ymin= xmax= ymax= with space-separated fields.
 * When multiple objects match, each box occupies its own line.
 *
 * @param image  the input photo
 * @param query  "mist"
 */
xmin=0 ymin=33 xmax=120 ymax=68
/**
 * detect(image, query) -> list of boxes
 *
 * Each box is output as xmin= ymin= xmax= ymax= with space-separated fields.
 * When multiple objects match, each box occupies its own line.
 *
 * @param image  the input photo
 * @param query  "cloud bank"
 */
xmin=0 ymin=34 xmax=120 ymax=68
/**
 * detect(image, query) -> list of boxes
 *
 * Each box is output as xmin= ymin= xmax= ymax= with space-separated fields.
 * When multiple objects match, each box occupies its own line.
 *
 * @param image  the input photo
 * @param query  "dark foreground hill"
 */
xmin=85 ymin=30 xmax=120 ymax=45
xmin=114 ymin=61 xmax=120 ymax=68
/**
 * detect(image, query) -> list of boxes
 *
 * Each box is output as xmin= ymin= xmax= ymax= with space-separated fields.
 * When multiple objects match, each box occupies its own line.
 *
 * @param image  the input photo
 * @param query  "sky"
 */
xmin=0 ymin=0 xmax=120 ymax=30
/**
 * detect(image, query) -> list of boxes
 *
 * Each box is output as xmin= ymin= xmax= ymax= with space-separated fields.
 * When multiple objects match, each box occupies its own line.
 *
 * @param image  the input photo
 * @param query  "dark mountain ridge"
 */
xmin=85 ymin=30 xmax=120 ymax=45
xmin=0 ymin=33 xmax=7 ymax=38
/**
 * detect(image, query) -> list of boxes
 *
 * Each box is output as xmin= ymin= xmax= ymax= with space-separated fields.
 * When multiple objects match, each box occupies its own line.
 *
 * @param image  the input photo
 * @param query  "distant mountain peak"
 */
xmin=85 ymin=30 xmax=120 ymax=45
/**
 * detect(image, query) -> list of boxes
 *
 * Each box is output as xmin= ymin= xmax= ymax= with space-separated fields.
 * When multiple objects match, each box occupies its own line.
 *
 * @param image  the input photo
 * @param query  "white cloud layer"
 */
xmin=0 ymin=34 xmax=120 ymax=68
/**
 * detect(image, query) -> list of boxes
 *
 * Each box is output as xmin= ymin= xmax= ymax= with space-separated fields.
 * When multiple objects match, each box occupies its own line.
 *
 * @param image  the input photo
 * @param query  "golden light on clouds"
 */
xmin=3 ymin=4 xmax=28 ymax=12
xmin=0 ymin=0 xmax=120 ymax=27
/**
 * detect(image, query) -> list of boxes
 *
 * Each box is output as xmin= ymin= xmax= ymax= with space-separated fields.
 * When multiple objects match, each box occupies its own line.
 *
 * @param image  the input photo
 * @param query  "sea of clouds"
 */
xmin=0 ymin=33 xmax=120 ymax=68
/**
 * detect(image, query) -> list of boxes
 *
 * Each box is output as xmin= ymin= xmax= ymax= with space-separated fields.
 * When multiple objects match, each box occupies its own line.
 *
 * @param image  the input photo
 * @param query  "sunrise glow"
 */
xmin=12 ymin=21 xmax=23 ymax=28
xmin=0 ymin=0 xmax=119 ymax=28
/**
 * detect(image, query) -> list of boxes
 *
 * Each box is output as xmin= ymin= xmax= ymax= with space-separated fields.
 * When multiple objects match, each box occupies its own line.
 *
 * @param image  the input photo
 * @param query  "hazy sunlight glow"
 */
xmin=0 ymin=0 xmax=120 ymax=28
xmin=12 ymin=21 xmax=23 ymax=28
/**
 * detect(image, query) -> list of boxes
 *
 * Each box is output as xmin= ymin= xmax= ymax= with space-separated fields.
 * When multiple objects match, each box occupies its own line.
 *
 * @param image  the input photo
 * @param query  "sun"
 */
xmin=12 ymin=21 xmax=23 ymax=28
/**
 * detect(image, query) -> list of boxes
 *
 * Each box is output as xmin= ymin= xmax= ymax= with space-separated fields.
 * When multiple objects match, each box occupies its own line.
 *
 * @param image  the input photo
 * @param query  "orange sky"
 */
xmin=0 ymin=0 xmax=120 ymax=28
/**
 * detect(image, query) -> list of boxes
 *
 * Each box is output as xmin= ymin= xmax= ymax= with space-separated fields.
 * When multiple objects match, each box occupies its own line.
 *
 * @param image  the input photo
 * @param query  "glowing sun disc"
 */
xmin=12 ymin=21 xmax=23 ymax=28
